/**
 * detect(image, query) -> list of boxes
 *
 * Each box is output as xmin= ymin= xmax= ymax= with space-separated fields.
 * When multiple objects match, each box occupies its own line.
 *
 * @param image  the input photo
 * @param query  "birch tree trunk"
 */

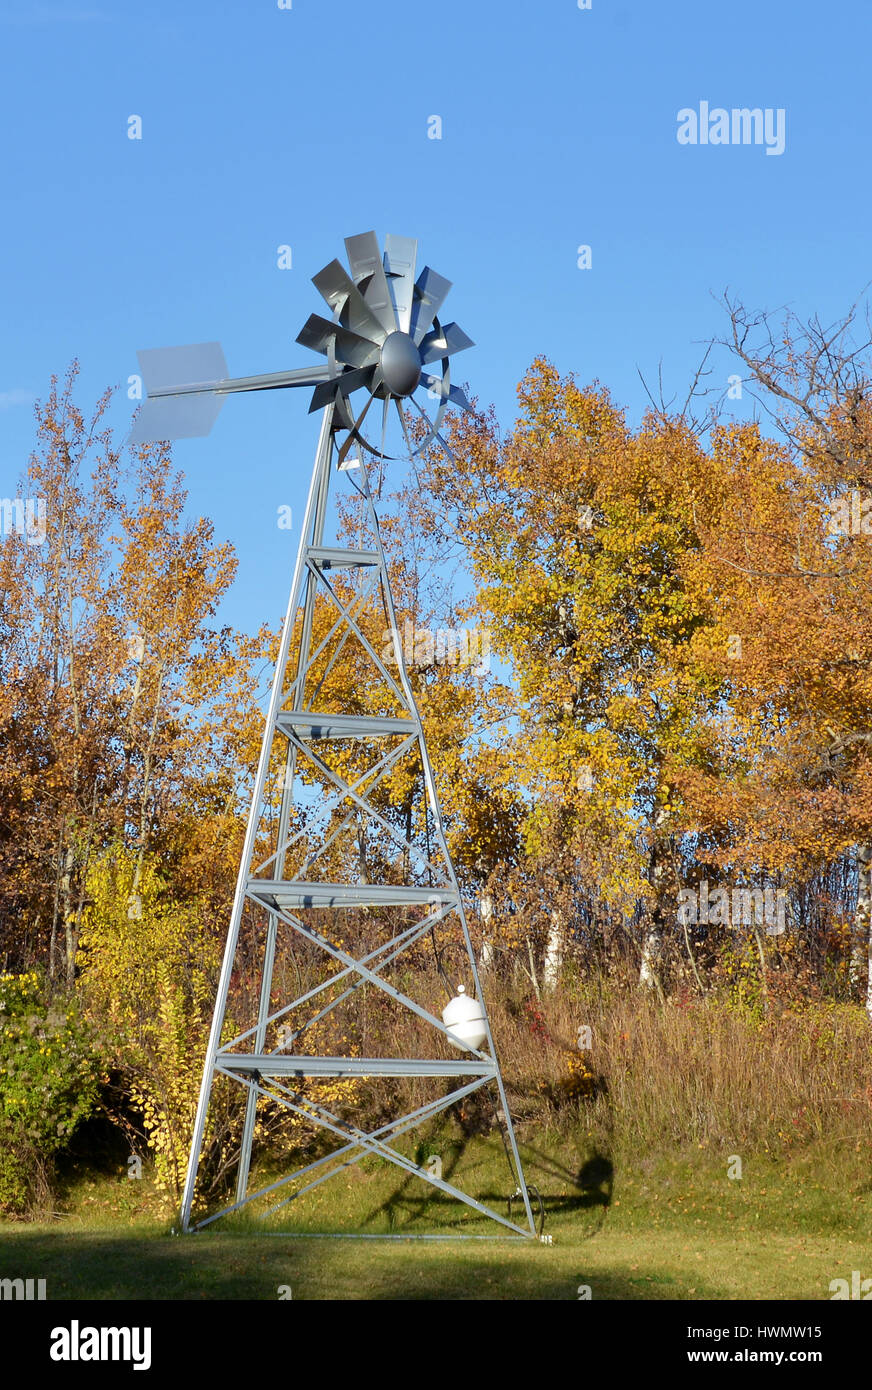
xmin=639 ymin=808 xmax=670 ymax=999
xmin=852 ymin=845 xmax=872 ymax=1016
xmin=479 ymin=892 xmax=494 ymax=972
xmin=543 ymin=908 xmax=563 ymax=992
xmin=638 ymin=920 xmax=662 ymax=991
xmin=525 ymin=935 xmax=541 ymax=1001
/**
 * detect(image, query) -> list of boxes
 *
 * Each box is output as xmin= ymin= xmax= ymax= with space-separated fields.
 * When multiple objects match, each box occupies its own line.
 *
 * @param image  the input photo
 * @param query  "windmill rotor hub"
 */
xmin=379 ymin=330 xmax=422 ymax=398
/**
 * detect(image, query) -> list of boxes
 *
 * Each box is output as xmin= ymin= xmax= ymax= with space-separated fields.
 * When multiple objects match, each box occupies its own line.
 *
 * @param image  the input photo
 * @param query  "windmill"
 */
xmin=132 ymin=232 xmax=538 ymax=1240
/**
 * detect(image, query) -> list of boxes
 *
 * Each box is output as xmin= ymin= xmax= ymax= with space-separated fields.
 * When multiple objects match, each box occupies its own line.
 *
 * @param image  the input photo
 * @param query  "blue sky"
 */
xmin=1 ymin=0 xmax=869 ymax=642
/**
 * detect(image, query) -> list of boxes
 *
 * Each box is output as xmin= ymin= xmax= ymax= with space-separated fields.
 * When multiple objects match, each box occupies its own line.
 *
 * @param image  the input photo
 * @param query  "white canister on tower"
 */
xmin=442 ymin=985 xmax=488 ymax=1051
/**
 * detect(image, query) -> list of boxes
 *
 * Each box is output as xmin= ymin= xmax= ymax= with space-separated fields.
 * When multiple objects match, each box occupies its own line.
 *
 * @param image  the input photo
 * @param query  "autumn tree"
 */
xmin=671 ymin=296 xmax=872 ymax=1013
xmin=0 ymin=364 xmax=267 ymax=984
xmin=421 ymin=359 xmax=730 ymax=992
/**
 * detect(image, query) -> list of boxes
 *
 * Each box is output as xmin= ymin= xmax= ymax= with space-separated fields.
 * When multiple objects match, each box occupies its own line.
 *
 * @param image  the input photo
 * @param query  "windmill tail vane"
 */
xmin=130 ymin=339 xmax=332 ymax=443
xmin=132 ymin=232 xmax=537 ymax=1240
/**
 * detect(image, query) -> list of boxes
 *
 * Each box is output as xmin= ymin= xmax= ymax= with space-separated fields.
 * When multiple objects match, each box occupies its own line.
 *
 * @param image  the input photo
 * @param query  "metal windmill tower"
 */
xmin=131 ymin=232 xmax=537 ymax=1239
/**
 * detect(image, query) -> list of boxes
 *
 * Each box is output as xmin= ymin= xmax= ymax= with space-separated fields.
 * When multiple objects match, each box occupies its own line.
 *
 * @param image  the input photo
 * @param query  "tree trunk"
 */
xmin=639 ymin=808 xmax=671 ymax=999
xmin=61 ymin=843 xmax=76 ymax=987
xmin=851 ymin=846 xmax=872 ymax=1009
xmin=525 ymin=935 xmax=541 ymax=1001
xmin=543 ymin=909 xmax=563 ymax=991
xmin=479 ymin=892 xmax=494 ymax=972
xmin=130 ymin=655 xmax=169 ymax=901
xmin=638 ymin=921 xmax=662 ymax=991
xmin=48 ymin=826 xmax=63 ymax=984
xmin=752 ymin=925 xmax=770 ymax=1013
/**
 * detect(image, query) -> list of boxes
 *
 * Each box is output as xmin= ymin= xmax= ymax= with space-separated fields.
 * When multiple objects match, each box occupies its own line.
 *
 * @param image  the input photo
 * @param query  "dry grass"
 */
xmin=486 ymin=981 xmax=872 ymax=1163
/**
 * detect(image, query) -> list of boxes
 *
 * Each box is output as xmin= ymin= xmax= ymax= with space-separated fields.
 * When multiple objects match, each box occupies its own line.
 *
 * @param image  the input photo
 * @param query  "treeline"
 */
xmin=5 ymin=312 xmax=872 ymax=1010
xmin=2 ymin=296 xmax=872 ymax=1211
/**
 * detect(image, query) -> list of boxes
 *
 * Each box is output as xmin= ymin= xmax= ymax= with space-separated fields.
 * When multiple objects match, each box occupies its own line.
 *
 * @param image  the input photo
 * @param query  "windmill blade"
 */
xmin=308 ymin=365 xmax=375 ymax=414
xmin=333 ymin=389 xmax=355 ymax=435
xmin=296 ymin=314 xmax=380 ymax=369
xmin=448 ymin=383 xmax=473 ymax=413
xmin=410 ymin=266 xmax=452 ymax=345
xmin=345 ymin=231 xmax=396 ymax=333
xmin=383 ymin=234 xmax=417 ymax=334
xmin=419 ymin=321 xmax=475 ymax=365
xmin=312 ymin=260 xmax=389 ymax=345
xmin=419 ymin=375 xmax=474 ymax=413
xmin=369 ymin=361 xmax=385 ymax=396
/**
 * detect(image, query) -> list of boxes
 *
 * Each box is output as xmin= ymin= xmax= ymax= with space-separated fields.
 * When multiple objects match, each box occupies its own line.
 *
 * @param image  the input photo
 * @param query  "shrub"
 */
xmin=77 ymin=850 xmax=237 ymax=1213
xmin=0 ymin=970 xmax=99 ymax=1214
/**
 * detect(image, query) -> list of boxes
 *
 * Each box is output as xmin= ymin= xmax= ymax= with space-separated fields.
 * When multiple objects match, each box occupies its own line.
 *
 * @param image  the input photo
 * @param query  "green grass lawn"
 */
xmin=2 ymin=1139 xmax=870 ymax=1299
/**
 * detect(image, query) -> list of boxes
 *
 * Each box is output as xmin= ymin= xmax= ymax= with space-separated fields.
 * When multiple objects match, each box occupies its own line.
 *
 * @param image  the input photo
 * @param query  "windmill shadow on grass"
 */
xmin=358 ymin=1084 xmax=614 ymax=1236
